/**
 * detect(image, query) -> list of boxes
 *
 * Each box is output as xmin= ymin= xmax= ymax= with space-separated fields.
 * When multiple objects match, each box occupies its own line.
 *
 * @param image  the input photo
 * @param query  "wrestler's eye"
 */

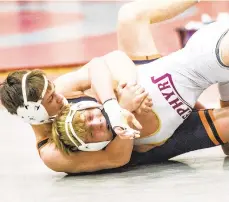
xmin=48 ymin=95 xmax=54 ymax=103
xmin=86 ymin=113 xmax=93 ymax=121
xmin=89 ymin=115 xmax=93 ymax=121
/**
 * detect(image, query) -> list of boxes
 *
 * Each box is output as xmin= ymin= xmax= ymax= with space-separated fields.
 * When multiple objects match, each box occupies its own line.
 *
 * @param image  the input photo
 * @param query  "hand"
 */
xmin=103 ymin=98 xmax=142 ymax=139
xmin=113 ymin=109 xmax=142 ymax=139
xmin=116 ymin=82 xmax=149 ymax=112
xmin=135 ymin=95 xmax=153 ymax=114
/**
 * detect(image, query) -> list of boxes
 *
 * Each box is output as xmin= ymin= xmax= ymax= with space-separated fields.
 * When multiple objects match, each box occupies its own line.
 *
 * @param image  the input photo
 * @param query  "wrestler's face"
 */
xmin=42 ymin=83 xmax=65 ymax=116
xmin=75 ymin=107 xmax=113 ymax=143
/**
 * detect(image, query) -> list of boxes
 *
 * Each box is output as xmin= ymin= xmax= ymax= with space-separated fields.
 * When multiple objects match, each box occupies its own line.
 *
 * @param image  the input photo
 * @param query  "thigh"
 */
xmin=117 ymin=20 xmax=160 ymax=61
xmin=128 ymin=109 xmax=223 ymax=165
xmin=184 ymin=22 xmax=229 ymax=84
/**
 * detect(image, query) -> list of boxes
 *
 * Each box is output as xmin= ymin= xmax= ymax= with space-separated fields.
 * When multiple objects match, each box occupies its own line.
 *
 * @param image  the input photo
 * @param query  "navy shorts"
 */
xmin=128 ymin=109 xmax=226 ymax=166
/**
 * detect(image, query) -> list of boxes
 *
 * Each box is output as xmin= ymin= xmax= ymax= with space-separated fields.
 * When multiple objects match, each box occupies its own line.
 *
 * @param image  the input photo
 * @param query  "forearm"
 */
xmin=89 ymin=51 xmax=138 ymax=103
xmin=105 ymin=137 xmax=134 ymax=166
xmin=55 ymin=50 xmax=137 ymax=99
xmin=40 ymin=138 xmax=134 ymax=174
xmin=54 ymin=65 xmax=91 ymax=95
xmin=68 ymin=137 xmax=134 ymax=173
xmin=89 ymin=57 xmax=116 ymax=103
xmin=119 ymin=0 xmax=198 ymax=24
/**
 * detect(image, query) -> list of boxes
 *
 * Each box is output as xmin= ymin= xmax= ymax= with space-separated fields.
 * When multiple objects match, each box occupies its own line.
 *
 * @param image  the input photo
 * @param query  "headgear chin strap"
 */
xmin=64 ymin=100 xmax=111 ymax=152
xmin=16 ymin=72 xmax=50 ymax=125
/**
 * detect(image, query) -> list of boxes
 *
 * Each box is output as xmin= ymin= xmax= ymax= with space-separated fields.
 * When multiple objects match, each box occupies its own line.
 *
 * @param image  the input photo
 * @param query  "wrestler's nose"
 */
xmin=89 ymin=118 xmax=102 ymax=130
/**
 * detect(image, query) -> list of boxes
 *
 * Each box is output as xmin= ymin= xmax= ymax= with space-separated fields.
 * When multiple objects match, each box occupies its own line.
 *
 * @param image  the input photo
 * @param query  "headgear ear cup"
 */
xmin=16 ymin=72 xmax=50 ymax=124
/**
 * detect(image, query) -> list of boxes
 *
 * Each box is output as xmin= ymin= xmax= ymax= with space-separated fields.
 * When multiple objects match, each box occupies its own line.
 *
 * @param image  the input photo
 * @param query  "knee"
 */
xmin=118 ymin=3 xmax=142 ymax=24
xmin=218 ymin=32 xmax=229 ymax=67
xmin=222 ymin=143 xmax=229 ymax=156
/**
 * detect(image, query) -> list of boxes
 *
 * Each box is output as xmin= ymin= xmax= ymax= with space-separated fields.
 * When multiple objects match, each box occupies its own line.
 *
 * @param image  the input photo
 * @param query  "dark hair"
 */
xmin=0 ymin=69 xmax=51 ymax=114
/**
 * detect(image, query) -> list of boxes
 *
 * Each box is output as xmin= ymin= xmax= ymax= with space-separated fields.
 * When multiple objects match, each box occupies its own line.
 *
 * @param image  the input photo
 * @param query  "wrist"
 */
xmin=103 ymin=98 xmax=121 ymax=113
xmin=103 ymin=98 xmax=126 ymax=129
xmin=103 ymin=98 xmax=117 ymax=105
xmin=118 ymin=100 xmax=133 ymax=112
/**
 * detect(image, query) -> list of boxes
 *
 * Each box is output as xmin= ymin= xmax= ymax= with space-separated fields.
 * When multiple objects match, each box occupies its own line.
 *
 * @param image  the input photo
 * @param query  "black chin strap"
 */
xmin=101 ymin=109 xmax=117 ymax=139
xmin=67 ymin=96 xmax=97 ymax=104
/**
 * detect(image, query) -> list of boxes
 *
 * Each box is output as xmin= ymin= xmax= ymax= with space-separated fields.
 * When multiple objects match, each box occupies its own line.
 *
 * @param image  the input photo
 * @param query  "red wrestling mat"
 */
xmin=0 ymin=1 xmax=229 ymax=71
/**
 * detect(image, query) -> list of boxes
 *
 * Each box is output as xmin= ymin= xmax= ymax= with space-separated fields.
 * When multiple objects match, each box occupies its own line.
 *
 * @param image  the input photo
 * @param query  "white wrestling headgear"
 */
xmin=16 ymin=72 xmax=50 ymax=125
xmin=64 ymin=100 xmax=111 ymax=152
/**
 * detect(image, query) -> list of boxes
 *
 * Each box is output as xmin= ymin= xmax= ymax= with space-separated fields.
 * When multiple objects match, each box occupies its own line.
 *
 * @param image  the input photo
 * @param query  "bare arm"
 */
xmin=53 ymin=65 xmax=90 ymax=97
xmin=40 ymin=137 xmax=134 ymax=173
xmin=88 ymin=51 xmax=137 ymax=103
xmin=54 ymin=51 xmax=138 ymax=100
xmin=117 ymin=0 xmax=198 ymax=58
xmin=88 ymin=51 xmax=142 ymax=139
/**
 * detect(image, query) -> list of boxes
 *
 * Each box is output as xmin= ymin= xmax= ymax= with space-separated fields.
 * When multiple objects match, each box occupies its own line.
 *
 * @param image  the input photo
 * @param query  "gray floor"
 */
xmin=1 ymin=102 xmax=229 ymax=202
xmin=1 ymin=2 xmax=229 ymax=201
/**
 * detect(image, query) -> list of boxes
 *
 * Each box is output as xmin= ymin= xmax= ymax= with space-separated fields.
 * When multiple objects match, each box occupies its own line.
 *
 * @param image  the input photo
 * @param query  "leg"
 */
xmin=128 ymin=109 xmax=225 ymax=165
xmin=183 ymin=21 xmax=229 ymax=85
xmin=194 ymin=101 xmax=206 ymax=110
xmin=117 ymin=0 xmax=197 ymax=61
xmin=217 ymin=82 xmax=229 ymax=155
xmin=218 ymin=30 xmax=229 ymax=66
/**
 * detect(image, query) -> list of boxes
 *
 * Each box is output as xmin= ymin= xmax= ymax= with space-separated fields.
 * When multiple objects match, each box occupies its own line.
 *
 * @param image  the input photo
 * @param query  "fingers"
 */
xmin=135 ymin=108 xmax=142 ymax=114
xmin=115 ymin=128 xmax=134 ymax=139
xmin=113 ymin=110 xmax=141 ymax=139
xmin=135 ymin=95 xmax=153 ymax=114
xmin=121 ymin=83 xmax=147 ymax=97
xmin=145 ymin=99 xmax=153 ymax=108
xmin=140 ymin=103 xmax=152 ymax=113
xmin=126 ymin=82 xmax=137 ymax=87
xmin=131 ymin=117 xmax=142 ymax=130
xmin=133 ymin=85 xmax=145 ymax=94
xmin=134 ymin=92 xmax=149 ymax=103
xmin=125 ymin=112 xmax=142 ymax=130
xmin=117 ymin=82 xmax=127 ymax=95
xmin=114 ymin=127 xmax=140 ymax=139
xmin=118 ymin=82 xmax=127 ymax=89
xmin=146 ymin=96 xmax=152 ymax=103
xmin=142 ymin=106 xmax=152 ymax=113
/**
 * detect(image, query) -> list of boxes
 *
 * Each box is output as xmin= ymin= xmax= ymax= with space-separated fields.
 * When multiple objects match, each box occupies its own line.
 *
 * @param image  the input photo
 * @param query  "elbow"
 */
xmin=222 ymin=143 xmax=229 ymax=156
xmin=43 ymin=160 xmax=63 ymax=173
xmin=40 ymin=154 xmax=65 ymax=173
xmin=120 ymin=156 xmax=131 ymax=166
xmin=46 ymin=165 xmax=63 ymax=173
